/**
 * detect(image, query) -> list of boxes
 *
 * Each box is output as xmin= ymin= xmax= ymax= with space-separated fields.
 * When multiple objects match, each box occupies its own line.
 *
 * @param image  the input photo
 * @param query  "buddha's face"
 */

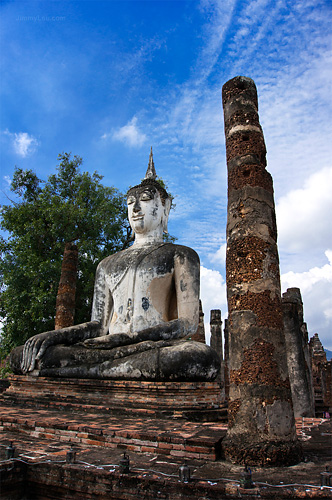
xmin=127 ymin=186 xmax=165 ymax=235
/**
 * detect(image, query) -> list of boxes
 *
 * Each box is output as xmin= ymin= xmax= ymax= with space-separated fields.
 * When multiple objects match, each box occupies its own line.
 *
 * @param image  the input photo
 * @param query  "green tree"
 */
xmin=0 ymin=153 xmax=130 ymax=355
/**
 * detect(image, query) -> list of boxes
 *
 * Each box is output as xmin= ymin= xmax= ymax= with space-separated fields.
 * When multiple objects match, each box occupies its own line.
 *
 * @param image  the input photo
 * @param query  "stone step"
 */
xmin=3 ymin=394 xmax=228 ymax=422
xmin=0 ymin=404 xmax=227 ymax=461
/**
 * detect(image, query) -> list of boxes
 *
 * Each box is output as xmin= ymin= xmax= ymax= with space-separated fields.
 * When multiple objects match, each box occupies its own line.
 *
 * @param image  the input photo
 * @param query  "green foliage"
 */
xmin=0 ymin=153 xmax=130 ymax=355
xmin=0 ymin=355 xmax=12 ymax=379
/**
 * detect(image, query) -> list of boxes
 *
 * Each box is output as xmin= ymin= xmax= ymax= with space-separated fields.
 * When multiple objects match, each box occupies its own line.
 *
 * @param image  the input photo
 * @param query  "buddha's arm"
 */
xmin=91 ymin=260 xmax=114 ymax=331
xmin=21 ymin=261 xmax=113 ymax=373
xmin=172 ymin=246 xmax=200 ymax=335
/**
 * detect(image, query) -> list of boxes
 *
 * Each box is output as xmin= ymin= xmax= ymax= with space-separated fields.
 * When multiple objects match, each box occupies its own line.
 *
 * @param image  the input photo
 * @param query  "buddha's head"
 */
xmin=127 ymin=149 xmax=171 ymax=240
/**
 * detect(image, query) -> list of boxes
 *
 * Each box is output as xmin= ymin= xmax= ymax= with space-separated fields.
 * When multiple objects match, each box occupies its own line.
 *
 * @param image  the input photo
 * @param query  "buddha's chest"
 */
xmin=105 ymin=246 xmax=175 ymax=333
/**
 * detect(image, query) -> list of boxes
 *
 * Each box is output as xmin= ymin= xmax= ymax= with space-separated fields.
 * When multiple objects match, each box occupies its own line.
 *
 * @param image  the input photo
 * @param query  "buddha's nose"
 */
xmin=133 ymin=199 xmax=141 ymax=212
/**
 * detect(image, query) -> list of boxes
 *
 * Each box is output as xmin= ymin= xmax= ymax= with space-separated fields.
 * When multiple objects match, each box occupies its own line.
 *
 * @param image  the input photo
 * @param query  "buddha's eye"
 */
xmin=140 ymin=191 xmax=153 ymax=201
xmin=127 ymin=196 xmax=135 ymax=205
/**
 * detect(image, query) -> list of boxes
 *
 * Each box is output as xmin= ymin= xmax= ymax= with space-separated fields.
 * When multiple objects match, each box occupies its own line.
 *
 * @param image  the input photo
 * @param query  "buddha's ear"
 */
xmin=162 ymin=198 xmax=171 ymax=234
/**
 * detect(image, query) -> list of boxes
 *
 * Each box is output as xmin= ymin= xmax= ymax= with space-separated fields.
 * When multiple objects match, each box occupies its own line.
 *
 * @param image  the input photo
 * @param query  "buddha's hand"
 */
xmin=20 ymin=321 xmax=101 ymax=373
xmin=21 ymin=331 xmax=54 ymax=373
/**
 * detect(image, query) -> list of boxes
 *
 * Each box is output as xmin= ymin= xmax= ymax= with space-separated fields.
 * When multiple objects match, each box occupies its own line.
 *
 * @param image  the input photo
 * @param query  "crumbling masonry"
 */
xmin=282 ymin=287 xmax=315 ymax=417
xmin=309 ymin=333 xmax=332 ymax=416
xmin=221 ymin=76 xmax=302 ymax=466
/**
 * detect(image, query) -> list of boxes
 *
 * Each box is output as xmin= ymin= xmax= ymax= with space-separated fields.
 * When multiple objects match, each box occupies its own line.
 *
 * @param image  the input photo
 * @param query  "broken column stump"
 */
xmin=221 ymin=76 xmax=302 ymax=466
xmin=282 ymin=287 xmax=315 ymax=417
xmin=210 ymin=309 xmax=223 ymax=359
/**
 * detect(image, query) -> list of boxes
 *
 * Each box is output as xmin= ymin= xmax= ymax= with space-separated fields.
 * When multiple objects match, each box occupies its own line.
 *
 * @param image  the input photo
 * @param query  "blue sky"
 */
xmin=1 ymin=0 xmax=331 ymax=350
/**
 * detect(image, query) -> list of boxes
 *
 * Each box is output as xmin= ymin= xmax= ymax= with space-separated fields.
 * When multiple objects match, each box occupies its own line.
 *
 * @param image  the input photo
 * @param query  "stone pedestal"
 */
xmin=4 ymin=375 xmax=225 ymax=421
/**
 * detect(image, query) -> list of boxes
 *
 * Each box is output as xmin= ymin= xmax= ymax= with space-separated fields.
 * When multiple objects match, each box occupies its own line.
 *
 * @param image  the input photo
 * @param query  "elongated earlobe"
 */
xmin=162 ymin=198 xmax=171 ymax=234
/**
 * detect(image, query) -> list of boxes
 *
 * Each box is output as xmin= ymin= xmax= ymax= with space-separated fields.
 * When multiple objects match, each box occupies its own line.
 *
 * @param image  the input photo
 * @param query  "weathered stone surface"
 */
xmin=12 ymin=339 xmax=220 ymax=381
xmin=222 ymin=76 xmax=301 ymax=466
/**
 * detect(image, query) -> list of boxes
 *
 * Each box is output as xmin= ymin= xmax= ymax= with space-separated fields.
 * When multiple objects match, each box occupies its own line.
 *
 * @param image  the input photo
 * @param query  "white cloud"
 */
xmin=3 ymin=130 xmax=39 ymax=157
xmin=200 ymin=265 xmax=227 ymax=311
xmin=281 ymin=249 xmax=332 ymax=350
xmin=209 ymin=242 xmax=226 ymax=266
xmin=104 ymin=116 xmax=146 ymax=147
xmin=276 ymin=166 xmax=332 ymax=254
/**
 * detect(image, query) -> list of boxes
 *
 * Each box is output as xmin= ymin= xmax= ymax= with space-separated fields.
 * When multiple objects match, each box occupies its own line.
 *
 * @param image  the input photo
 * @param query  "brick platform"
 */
xmin=4 ymin=375 xmax=226 ymax=420
xmin=1 ymin=375 xmax=227 ymax=463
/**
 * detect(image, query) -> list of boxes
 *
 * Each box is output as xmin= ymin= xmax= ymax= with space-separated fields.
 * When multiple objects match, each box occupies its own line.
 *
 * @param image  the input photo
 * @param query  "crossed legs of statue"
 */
xmin=10 ymin=339 xmax=220 ymax=381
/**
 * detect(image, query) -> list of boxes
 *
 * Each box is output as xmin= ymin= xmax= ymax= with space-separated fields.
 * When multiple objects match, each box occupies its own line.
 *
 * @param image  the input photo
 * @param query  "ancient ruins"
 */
xmin=1 ymin=77 xmax=331 ymax=499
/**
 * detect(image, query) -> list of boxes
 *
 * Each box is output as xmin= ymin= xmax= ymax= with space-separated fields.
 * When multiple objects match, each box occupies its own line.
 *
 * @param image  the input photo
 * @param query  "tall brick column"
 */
xmin=221 ymin=76 xmax=302 ymax=466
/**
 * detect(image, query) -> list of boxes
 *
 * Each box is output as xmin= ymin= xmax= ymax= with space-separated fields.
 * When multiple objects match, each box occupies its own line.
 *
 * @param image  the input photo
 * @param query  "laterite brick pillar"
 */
xmin=55 ymin=242 xmax=78 ymax=330
xmin=210 ymin=309 xmax=224 ymax=388
xmin=221 ymin=76 xmax=302 ymax=466
xmin=210 ymin=310 xmax=223 ymax=359
xmin=223 ymin=319 xmax=230 ymax=400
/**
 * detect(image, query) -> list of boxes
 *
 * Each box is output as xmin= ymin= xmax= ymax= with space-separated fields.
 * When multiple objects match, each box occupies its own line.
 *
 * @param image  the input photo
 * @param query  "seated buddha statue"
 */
xmin=10 ymin=151 xmax=220 ymax=381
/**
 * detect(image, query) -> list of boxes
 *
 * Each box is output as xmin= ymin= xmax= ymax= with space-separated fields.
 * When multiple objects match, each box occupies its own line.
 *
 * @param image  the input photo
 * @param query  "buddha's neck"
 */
xmin=133 ymin=229 xmax=163 ymax=246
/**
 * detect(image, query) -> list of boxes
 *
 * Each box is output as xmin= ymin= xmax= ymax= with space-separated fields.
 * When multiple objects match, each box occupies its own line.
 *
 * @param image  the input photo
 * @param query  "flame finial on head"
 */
xmin=127 ymin=147 xmax=169 ymax=205
xmin=145 ymin=147 xmax=157 ymax=180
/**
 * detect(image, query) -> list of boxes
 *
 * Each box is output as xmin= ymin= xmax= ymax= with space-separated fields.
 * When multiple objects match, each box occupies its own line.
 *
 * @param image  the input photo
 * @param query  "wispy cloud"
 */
xmin=3 ymin=176 xmax=11 ymax=187
xmin=103 ymin=117 xmax=146 ymax=147
xmin=3 ymin=130 xmax=39 ymax=157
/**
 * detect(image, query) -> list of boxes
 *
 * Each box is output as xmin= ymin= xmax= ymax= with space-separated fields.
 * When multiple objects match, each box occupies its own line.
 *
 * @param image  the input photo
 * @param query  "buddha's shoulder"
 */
xmin=160 ymin=243 xmax=200 ymax=263
xmin=97 ymin=243 xmax=199 ymax=270
xmin=96 ymin=247 xmax=130 ymax=270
